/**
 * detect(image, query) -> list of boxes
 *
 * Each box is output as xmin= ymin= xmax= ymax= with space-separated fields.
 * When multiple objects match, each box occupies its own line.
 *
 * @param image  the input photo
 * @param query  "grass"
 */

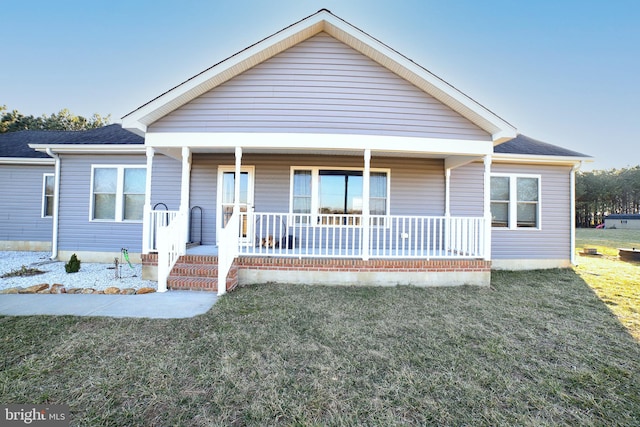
xmin=575 ymin=228 xmax=640 ymax=340
xmin=2 ymin=268 xmax=640 ymax=425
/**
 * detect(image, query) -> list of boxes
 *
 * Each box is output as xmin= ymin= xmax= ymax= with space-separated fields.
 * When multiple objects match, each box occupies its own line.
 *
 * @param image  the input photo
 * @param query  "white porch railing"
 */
xmin=147 ymin=209 xmax=179 ymax=252
xmin=156 ymin=210 xmax=187 ymax=292
xmin=237 ymin=213 xmax=486 ymax=259
xmin=217 ymin=210 xmax=240 ymax=296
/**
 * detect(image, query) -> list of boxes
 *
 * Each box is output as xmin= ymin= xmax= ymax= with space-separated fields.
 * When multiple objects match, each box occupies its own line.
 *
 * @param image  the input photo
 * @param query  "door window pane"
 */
xmin=370 ymin=172 xmax=387 ymax=215
xmin=293 ymin=170 xmax=311 ymax=214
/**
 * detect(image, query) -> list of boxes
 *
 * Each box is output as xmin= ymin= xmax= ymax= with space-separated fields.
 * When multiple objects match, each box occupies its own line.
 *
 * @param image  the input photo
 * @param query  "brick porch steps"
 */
xmin=165 ymin=255 xmax=239 ymax=292
xmin=168 ymin=255 xmax=219 ymax=291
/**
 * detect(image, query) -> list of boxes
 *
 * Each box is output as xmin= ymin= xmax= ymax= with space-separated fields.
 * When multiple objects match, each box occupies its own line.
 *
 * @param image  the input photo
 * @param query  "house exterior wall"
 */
xmin=188 ymin=153 xmax=446 ymax=245
xmin=450 ymin=162 xmax=572 ymax=267
xmin=0 ymin=163 xmax=53 ymax=250
xmin=57 ymin=154 xmax=146 ymax=259
xmin=149 ymin=33 xmax=491 ymax=141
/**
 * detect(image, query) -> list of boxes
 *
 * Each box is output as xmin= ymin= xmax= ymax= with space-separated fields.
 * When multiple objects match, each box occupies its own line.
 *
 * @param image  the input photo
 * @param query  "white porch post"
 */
xmin=444 ymin=168 xmax=451 ymax=217
xmin=483 ymin=155 xmax=492 ymax=260
xmin=142 ymin=147 xmax=155 ymax=254
xmin=234 ymin=147 xmax=242 ymax=214
xmin=362 ymin=149 xmax=371 ymax=260
xmin=180 ymin=147 xmax=191 ymax=252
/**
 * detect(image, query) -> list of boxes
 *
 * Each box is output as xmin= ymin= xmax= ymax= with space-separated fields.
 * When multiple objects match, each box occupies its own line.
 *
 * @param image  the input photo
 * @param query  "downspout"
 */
xmin=570 ymin=161 xmax=582 ymax=265
xmin=46 ymin=148 xmax=60 ymax=260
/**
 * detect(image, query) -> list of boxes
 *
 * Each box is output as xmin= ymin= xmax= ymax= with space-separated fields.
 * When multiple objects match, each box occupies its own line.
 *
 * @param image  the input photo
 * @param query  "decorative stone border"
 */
xmin=0 ymin=283 xmax=156 ymax=295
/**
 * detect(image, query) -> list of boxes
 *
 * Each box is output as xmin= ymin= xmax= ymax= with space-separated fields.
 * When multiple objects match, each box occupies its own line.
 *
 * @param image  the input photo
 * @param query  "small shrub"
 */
xmin=65 ymin=253 xmax=81 ymax=273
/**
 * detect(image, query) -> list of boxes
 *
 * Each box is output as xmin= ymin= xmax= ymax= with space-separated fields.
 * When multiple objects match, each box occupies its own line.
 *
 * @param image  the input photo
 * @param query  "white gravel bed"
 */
xmin=0 ymin=251 xmax=157 ymax=291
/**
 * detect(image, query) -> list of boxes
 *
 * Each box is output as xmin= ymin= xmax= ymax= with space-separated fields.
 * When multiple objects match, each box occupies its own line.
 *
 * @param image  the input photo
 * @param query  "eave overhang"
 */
xmin=122 ymin=9 xmax=517 ymax=143
xmin=492 ymin=153 xmax=593 ymax=166
xmin=0 ymin=157 xmax=55 ymax=165
xmin=30 ymin=144 xmax=146 ymax=155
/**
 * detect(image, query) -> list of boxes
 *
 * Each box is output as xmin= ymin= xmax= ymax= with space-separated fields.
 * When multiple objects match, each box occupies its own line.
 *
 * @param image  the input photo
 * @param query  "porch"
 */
xmin=140 ymin=143 xmax=495 ymax=295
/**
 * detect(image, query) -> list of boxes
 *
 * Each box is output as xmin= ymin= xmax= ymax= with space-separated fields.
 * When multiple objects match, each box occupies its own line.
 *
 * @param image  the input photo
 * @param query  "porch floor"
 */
xmin=186 ymin=245 xmax=219 ymax=256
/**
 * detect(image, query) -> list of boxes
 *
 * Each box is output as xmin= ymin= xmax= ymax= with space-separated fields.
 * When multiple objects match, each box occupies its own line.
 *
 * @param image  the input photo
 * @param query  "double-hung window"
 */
xmin=91 ymin=165 xmax=146 ymax=221
xmin=491 ymin=174 xmax=540 ymax=229
xmin=42 ymin=173 xmax=54 ymax=218
xmin=291 ymin=168 xmax=389 ymax=224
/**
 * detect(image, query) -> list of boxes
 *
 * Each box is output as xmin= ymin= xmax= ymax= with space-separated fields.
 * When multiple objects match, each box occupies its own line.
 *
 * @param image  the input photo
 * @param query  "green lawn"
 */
xmin=2 ymin=268 xmax=640 ymax=425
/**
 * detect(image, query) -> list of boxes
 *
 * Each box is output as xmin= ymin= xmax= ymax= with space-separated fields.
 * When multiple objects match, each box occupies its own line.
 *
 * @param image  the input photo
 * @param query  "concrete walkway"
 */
xmin=0 ymin=291 xmax=217 ymax=319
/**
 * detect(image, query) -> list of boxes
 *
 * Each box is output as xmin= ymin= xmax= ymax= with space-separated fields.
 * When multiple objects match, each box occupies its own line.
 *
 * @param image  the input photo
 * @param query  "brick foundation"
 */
xmin=142 ymin=254 xmax=490 ymax=290
xmin=237 ymin=257 xmax=490 ymax=272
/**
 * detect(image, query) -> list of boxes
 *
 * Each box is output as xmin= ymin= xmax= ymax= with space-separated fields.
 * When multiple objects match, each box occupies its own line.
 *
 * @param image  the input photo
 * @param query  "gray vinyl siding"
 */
xmin=0 ymin=164 xmax=53 ymax=243
xmin=450 ymin=162 xmax=572 ymax=260
xmin=450 ymin=162 xmax=484 ymax=216
xmin=57 ymin=154 xmax=147 ymax=253
xmin=150 ymin=154 xmax=181 ymax=211
xmin=150 ymin=33 xmax=490 ymax=141
xmin=189 ymin=153 xmax=444 ymax=245
xmin=490 ymin=164 xmax=572 ymax=260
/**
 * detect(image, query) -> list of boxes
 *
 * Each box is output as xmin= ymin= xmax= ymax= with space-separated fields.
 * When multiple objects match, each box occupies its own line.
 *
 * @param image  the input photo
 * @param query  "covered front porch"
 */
xmin=140 ymin=138 xmax=495 ymax=295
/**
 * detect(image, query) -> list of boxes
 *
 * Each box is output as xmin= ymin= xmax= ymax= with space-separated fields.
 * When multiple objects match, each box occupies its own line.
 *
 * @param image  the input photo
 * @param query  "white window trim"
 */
xmin=491 ymin=173 xmax=542 ymax=230
xmin=41 ymin=173 xmax=54 ymax=218
xmin=289 ymin=166 xmax=391 ymax=223
xmin=89 ymin=165 xmax=146 ymax=222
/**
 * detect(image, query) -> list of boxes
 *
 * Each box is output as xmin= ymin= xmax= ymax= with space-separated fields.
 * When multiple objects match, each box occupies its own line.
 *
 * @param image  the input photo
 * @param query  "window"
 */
xmin=42 ymin=174 xmax=54 ymax=218
xmin=290 ymin=167 xmax=389 ymax=223
xmin=91 ymin=165 xmax=146 ymax=221
xmin=491 ymin=174 xmax=540 ymax=229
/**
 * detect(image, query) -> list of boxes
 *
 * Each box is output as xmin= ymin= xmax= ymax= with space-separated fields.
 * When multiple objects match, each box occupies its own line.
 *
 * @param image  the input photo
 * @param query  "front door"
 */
xmin=217 ymin=166 xmax=254 ymax=245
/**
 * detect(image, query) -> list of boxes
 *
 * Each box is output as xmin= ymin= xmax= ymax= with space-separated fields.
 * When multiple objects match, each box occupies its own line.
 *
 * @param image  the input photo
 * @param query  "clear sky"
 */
xmin=2 ymin=0 xmax=638 ymax=170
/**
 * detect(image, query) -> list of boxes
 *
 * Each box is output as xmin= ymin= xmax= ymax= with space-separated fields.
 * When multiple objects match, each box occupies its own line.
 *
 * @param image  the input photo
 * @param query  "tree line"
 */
xmin=576 ymin=167 xmax=640 ymax=227
xmin=1 ymin=105 xmax=110 ymax=133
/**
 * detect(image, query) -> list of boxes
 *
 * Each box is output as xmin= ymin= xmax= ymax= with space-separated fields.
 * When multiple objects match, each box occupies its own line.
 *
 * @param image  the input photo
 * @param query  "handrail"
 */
xmin=217 ymin=210 xmax=240 ymax=296
xmin=147 ymin=209 xmax=179 ymax=252
xmin=156 ymin=210 xmax=187 ymax=292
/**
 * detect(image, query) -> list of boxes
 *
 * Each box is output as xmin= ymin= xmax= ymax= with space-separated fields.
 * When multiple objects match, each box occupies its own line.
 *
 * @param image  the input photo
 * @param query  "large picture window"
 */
xmin=491 ymin=174 xmax=540 ymax=229
xmin=91 ymin=165 xmax=146 ymax=222
xmin=290 ymin=167 xmax=389 ymax=223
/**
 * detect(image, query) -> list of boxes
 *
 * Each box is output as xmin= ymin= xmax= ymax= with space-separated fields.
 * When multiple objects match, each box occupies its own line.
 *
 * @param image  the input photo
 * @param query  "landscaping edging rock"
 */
xmin=0 ymin=284 xmax=156 ymax=295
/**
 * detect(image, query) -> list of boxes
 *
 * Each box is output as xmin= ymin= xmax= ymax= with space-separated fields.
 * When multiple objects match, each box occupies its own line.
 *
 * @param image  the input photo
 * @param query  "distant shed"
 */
xmin=604 ymin=214 xmax=640 ymax=230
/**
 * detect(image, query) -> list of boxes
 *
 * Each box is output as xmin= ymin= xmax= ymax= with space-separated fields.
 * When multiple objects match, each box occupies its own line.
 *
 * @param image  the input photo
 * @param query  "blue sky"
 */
xmin=2 ymin=0 xmax=638 ymax=170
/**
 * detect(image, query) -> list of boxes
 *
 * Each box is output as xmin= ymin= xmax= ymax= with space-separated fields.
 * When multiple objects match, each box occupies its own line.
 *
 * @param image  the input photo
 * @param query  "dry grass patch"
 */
xmin=2 ymin=269 xmax=640 ymax=425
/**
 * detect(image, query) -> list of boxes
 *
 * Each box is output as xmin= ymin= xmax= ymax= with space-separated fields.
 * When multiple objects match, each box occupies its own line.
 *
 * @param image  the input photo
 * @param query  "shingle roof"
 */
xmin=606 ymin=214 xmax=640 ymax=220
xmin=0 ymin=124 xmax=144 ymax=158
xmin=495 ymin=134 xmax=590 ymax=158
